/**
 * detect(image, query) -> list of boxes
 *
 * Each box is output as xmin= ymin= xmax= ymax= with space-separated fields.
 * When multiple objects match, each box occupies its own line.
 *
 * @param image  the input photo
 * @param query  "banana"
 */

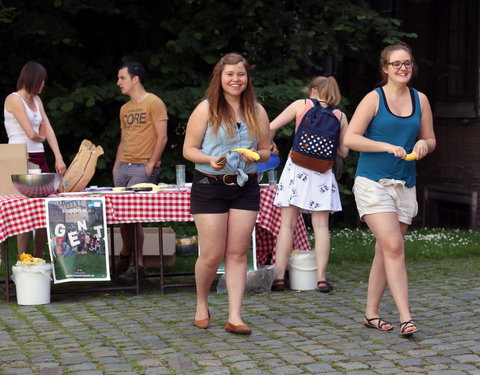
xmin=229 ymin=148 xmax=260 ymax=161
xmin=404 ymin=151 xmax=417 ymax=161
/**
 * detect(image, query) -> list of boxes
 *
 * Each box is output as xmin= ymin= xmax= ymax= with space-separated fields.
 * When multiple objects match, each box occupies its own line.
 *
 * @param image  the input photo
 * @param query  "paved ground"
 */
xmin=0 ymin=257 xmax=479 ymax=375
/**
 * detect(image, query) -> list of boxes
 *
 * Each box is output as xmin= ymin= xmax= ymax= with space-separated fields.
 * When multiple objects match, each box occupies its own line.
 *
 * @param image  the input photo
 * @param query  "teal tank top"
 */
xmin=355 ymin=87 xmax=421 ymax=187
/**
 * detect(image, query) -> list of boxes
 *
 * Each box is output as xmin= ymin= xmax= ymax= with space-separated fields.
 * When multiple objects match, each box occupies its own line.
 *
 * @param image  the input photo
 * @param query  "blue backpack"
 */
xmin=290 ymin=99 xmax=340 ymax=173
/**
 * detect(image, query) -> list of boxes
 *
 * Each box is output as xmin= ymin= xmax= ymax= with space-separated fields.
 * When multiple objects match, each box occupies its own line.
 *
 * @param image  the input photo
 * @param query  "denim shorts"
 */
xmin=113 ymin=162 xmax=160 ymax=187
xmin=190 ymin=170 xmax=260 ymax=214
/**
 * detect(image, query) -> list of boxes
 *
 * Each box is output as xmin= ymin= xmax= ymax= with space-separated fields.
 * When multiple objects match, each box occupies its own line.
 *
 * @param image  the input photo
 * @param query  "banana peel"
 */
xmin=229 ymin=148 xmax=260 ymax=161
xmin=19 ymin=253 xmax=33 ymax=261
xmin=20 ymin=257 xmax=45 ymax=266
xmin=216 ymin=154 xmax=227 ymax=166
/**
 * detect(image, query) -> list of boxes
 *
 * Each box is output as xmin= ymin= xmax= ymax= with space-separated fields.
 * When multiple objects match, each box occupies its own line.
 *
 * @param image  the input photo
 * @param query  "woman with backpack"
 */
xmin=344 ymin=42 xmax=436 ymax=337
xmin=269 ymin=76 xmax=349 ymax=293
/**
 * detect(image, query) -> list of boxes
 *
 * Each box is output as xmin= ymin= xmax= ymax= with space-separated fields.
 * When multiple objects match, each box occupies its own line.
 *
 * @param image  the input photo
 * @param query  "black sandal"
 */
xmin=317 ymin=280 xmax=333 ymax=293
xmin=271 ymin=279 xmax=285 ymax=291
xmin=400 ymin=320 xmax=419 ymax=337
xmin=364 ymin=316 xmax=394 ymax=331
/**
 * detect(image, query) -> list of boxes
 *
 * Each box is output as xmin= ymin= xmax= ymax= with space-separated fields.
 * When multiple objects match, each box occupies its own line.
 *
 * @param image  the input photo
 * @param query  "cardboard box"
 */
xmin=109 ymin=227 xmax=176 ymax=267
xmin=0 ymin=144 xmax=28 ymax=195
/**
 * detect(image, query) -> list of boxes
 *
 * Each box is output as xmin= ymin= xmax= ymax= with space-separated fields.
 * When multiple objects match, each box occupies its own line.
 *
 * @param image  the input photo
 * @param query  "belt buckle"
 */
xmin=222 ymin=173 xmax=237 ymax=186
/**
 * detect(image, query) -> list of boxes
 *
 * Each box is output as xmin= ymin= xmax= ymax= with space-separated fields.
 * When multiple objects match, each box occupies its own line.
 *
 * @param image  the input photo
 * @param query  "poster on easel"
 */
xmin=45 ymin=197 xmax=110 ymax=283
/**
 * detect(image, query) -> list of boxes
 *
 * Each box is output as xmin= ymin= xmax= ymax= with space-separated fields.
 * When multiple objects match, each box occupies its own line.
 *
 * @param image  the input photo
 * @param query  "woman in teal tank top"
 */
xmin=344 ymin=42 xmax=436 ymax=337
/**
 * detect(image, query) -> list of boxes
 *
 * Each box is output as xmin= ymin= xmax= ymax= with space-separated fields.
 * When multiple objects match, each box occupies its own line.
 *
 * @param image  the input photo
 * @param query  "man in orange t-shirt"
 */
xmin=113 ymin=62 xmax=168 ymax=277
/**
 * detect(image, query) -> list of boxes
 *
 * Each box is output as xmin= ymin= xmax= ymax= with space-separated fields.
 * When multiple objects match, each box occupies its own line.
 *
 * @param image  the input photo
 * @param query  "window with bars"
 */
xmin=432 ymin=0 xmax=478 ymax=118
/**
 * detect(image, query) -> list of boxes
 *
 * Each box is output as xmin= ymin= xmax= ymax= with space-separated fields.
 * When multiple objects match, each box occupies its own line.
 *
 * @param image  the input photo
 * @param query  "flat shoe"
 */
xmin=194 ymin=310 xmax=210 ymax=329
xmin=400 ymin=320 xmax=419 ymax=337
xmin=364 ymin=316 xmax=394 ymax=331
xmin=225 ymin=321 xmax=252 ymax=335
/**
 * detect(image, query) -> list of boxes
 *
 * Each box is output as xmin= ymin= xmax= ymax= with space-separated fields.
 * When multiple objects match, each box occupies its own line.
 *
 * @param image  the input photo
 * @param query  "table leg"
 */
xmin=1 ymin=241 xmax=10 ymax=302
xmin=158 ymin=223 xmax=164 ymax=293
xmin=133 ymin=224 xmax=139 ymax=295
xmin=109 ymin=225 xmax=116 ymax=276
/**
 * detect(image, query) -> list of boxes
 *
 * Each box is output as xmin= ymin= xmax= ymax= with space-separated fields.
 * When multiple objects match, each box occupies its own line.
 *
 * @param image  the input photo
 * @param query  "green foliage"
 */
xmin=0 ymin=0 xmax=415 ymax=193
xmin=0 ymin=2 xmax=15 ymax=23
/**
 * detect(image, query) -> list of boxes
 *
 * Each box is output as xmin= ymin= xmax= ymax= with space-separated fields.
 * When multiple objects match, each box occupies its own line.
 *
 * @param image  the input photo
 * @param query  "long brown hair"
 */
xmin=16 ymin=61 xmax=47 ymax=95
xmin=206 ymin=53 xmax=261 ymax=140
xmin=303 ymin=76 xmax=341 ymax=107
xmin=378 ymin=41 xmax=415 ymax=86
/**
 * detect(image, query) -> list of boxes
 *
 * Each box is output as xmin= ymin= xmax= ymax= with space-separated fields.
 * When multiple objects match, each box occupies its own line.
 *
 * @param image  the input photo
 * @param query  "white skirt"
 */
xmin=273 ymin=158 xmax=342 ymax=213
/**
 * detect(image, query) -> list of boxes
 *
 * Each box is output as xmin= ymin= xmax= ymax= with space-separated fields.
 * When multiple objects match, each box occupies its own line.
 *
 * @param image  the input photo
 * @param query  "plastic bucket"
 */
xmin=287 ymin=251 xmax=317 ymax=290
xmin=11 ymin=264 xmax=53 ymax=305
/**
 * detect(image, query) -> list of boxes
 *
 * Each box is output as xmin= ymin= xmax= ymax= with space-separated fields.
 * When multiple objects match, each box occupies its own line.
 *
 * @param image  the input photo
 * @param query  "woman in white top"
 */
xmin=4 ymin=61 xmax=66 ymax=256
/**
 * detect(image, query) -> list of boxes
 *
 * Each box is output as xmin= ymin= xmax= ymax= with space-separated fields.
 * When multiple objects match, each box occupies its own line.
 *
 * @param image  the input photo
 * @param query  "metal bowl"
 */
xmin=11 ymin=173 xmax=62 ymax=198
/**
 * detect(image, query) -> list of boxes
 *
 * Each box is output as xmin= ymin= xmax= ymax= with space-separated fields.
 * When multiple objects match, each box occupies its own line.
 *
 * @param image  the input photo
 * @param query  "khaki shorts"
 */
xmin=353 ymin=176 xmax=418 ymax=225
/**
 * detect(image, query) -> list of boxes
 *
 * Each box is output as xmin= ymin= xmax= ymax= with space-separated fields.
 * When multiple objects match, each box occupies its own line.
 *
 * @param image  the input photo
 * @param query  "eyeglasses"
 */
xmin=387 ymin=60 xmax=414 ymax=69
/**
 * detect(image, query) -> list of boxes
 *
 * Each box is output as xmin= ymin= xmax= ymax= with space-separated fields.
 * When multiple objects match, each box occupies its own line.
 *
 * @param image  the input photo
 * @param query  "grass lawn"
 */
xmin=2 ymin=227 xmax=479 ymax=278
xmin=329 ymin=227 xmax=480 ymax=263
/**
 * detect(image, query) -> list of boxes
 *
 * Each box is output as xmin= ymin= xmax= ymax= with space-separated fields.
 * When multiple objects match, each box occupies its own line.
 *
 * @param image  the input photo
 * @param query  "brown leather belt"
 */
xmin=199 ymin=171 xmax=257 ymax=185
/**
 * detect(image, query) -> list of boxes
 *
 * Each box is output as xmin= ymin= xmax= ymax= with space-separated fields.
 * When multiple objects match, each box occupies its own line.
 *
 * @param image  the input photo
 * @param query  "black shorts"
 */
xmin=190 ymin=170 xmax=260 ymax=214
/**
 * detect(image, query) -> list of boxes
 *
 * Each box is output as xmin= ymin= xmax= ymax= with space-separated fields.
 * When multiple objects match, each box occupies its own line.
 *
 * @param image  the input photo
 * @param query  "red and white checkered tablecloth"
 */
xmin=256 ymin=187 xmax=310 ymax=264
xmin=0 ymin=188 xmax=310 ymax=264
xmin=0 ymin=194 xmax=50 ymax=245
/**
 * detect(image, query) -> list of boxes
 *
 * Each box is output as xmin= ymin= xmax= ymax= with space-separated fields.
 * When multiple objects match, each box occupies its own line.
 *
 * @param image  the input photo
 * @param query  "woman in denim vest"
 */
xmin=183 ymin=53 xmax=270 ymax=334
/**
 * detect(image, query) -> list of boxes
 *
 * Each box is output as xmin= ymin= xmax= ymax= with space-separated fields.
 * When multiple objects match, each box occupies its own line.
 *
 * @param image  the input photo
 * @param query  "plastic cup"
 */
xmin=268 ymin=170 xmax=277 ymax=189
xmin=176 ymin=165 xmax=186 ymax=189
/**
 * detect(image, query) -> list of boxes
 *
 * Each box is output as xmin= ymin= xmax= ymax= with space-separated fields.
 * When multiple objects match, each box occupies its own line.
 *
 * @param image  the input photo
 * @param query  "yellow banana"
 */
xmin=229 ymin=148 xmax=260 ymax=161
xmin=404 ymin=151 xmax=417 ymax=161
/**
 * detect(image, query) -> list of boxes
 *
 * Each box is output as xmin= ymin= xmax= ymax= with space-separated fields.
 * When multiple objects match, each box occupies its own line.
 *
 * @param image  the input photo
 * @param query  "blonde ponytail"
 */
xmin=307 ymin=76 xmax=341 ymax=106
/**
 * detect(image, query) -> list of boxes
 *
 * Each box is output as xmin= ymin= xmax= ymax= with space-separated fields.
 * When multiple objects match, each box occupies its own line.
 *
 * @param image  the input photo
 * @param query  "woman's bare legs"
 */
xmin=273 ymin=206 xmax=299 ymax=280
xmin=33 ymin=228 xmax=47 ymax=258
xmin=17 ymin=229 xmax=47 ymax=258
xmin=16 ymin=232 xmax=31 ymax=255
xmin=193 ymin=213 xmax=228 ymax=321
xmin=311 ymin=210 xmax=330 ymax=282
xmin=364 ymin=212 xmax=416 ymax=333
xmin=224 ymin=209 xmax=257 ymax=325
xmin=193 ymin=209 xmax=257 ymax=326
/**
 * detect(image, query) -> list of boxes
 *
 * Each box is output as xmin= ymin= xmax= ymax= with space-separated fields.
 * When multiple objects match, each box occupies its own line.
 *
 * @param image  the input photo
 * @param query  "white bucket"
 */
xmin=11 ymin=264 xmax=53 ymax=305
xmin=287 ymin=251 xmax=317 ymax=290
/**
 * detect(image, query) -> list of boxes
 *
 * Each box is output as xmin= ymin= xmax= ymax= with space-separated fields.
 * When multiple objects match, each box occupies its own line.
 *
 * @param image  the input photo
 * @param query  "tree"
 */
xmin=0 ymin=0 xmax=414 ymax=188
